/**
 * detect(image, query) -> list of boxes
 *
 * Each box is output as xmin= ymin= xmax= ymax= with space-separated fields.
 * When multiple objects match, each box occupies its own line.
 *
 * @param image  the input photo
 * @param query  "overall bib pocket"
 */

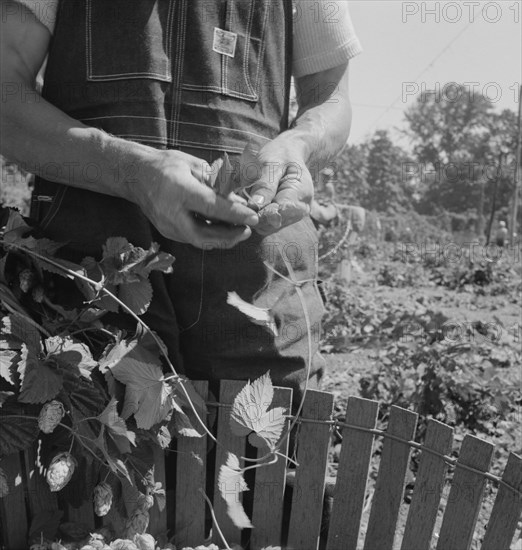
xmin=181 ymin=0 xmax=270 ymax=102
xmin=86 ymin=0 xmax=175 ymax=82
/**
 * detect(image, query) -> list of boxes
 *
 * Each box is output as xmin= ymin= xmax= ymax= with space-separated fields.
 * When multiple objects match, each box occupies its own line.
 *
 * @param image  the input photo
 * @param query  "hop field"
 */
xmin=320 ymin=229 xmax=521 ymax=549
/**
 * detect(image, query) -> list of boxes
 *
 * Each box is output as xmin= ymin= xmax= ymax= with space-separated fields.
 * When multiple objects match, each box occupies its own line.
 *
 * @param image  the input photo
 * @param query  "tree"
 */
xmin=333 ymin=131 xmax=413 ymax=213
xmin=403 ymin=84 xmax=517 ymax=222
xmin=364 ymin=130 xmax=414 ymax=213
xmin=332 ymin=142 xmax=369 ymax=206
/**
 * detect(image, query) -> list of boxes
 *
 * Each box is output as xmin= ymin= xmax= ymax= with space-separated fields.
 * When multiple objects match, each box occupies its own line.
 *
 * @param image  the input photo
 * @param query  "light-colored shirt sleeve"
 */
xmin=15 ymin=0 xmax=58 ymax=34
xmin=293 ymin=1 xmax=362 ymax=77
xmin=15 ymin=0 xmax=362 ymax=77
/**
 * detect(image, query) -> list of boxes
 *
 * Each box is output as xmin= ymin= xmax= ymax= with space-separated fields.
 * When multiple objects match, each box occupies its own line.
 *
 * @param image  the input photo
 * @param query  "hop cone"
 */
xmin=109 ymin=540 xmax=139 ymax=550
xmin=38 ymin=400 xmax=65 ymax=434
xmin=32 ymin=285 xmax=45 ymax=303
xmin=133 ymin=534 xmax=155 ymax=550
xmin=19 ymin=269 xmax=36 ymax=293
xmin=46 ymin=452 xmax=77 ymax=492
xmin=93 ymin=481 xmax=113 ymax=517
xmin=124 ymin=508 xmax=150 ymax=540
xmin=136 ymin=492 xmax=154 ymax=511
xmin=0 ymin=468 xmax=8 ymax=498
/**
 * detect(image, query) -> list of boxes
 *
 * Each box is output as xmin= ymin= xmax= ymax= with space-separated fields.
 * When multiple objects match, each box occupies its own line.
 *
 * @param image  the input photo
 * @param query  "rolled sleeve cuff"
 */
xmin=14 ymin=0 xmax=58 ymax=35
xmin=293 ymin=37 xmax=363 ymax=78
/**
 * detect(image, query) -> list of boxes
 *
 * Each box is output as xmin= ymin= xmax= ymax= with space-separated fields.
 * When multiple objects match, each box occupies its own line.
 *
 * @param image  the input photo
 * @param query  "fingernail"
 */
xmin=252 ymin=195 xmax=265 ymax=206
xmin=246 ymin=213 xmax=259 ymax=226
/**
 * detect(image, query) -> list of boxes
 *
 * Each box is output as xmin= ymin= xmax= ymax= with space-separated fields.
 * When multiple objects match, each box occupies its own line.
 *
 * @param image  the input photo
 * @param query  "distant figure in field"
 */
xmin=495 ymin=220 xmax=508 ymax=248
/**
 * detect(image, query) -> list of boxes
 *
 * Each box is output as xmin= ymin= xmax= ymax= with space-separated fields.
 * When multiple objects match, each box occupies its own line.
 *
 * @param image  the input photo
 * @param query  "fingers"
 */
xmin=185 ymin=178 xmax=259 ymax=227
xmin=177 ymin=211 xmax=253 ymax=249
xmin=273 ymin=174 xmax=310 ymax=226
xmin=251 ymin=170 xmax=312 ymax=235
xmin=247 ymin=161 xmax=286 ymax=211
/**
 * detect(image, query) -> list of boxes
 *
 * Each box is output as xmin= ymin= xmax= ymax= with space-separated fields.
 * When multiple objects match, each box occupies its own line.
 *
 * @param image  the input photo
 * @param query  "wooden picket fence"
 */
xmin=1 ymin=381 xmax=521 ymax=550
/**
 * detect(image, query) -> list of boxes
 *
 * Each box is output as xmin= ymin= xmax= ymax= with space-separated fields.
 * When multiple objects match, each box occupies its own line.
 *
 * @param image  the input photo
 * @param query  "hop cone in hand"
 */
xmin=93 ymin=481 xmax=113 ymax=516
xmin=46 ymin=452 xmax=77 ymax=492
xmin=38 ymin=400 xmax=65 ymax=434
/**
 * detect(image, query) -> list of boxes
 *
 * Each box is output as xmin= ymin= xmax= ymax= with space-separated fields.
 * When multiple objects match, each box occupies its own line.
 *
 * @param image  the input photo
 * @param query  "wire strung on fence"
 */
xmin=206 ymin=401 xmax=522 ymax=500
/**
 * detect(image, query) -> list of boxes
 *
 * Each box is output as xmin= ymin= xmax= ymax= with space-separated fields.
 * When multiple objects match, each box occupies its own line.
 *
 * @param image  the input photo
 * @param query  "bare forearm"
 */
xmin=2 ymin=89 xmax=156 ymax=201
xmin=287 ymin=95 xmax=352 ymax=169
xmin=279 ymin=62 xmax=352 ymax=171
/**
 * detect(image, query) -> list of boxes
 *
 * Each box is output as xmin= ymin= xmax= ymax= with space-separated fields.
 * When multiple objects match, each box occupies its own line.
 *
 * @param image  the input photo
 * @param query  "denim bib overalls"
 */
xmin=31 ymin=0 xmax=325 ymax=404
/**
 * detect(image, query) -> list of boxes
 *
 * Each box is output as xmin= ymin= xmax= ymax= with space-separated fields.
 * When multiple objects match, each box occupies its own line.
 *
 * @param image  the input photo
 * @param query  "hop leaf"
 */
xmin=45 ymin=336 xmax=97 ymax=379
xmin=211 ymin=151 xmax=235 ymax=196
xmin=227 ymin=291 xmax=278 ymax=337
xmin=218 ymin=453 xmax=252 ymax=529
xmin=97 ymin=398 xmax=136 ymax=453
xmin=0 ymin=467 xmax=8 ymax=498
xmin=0 ymin=349 xmax=16 ymax=385
xmin=169 ymin=376 xmax=208 ymax=438
xmin=229 ymin=371 xmax=287 ymax=450
xmin=46 ymin=452 xmax=77 ymax=492
xmin=19 ymin=355 xmax=63 ymax=404
xmin=118 ymin=279 xmax=153 ymax=316
xmin=101 ymin=238 xmax=174 ymax=283
xmin=102 ymin=339 xmax=173 ymax=430
xmin=209 ymin=141 xmax=261 ymax=197
xmin=38 ymin=400 xmax=65 ymax=434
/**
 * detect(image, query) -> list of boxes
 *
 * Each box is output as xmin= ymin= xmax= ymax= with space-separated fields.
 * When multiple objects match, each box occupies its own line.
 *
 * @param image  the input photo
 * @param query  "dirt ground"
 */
xmin=319 ymin=275 xmax=521 ymax=550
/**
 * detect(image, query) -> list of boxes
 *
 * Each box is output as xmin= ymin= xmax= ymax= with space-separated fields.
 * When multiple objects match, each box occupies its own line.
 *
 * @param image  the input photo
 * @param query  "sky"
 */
xmin=346 ymin=1 xmax=522 ymax=145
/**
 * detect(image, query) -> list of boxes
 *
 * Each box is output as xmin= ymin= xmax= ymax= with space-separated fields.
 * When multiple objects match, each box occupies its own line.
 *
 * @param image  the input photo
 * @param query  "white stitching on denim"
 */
xmin=87 ymin=73 xmax=172 ymax=81
xmin=178 ymin=121 xmax=271 ymax=141
xmin=241 ymin=1 xmax=256 ymax=98
xmin=172 ymin=0 xmax=187 ymax=144
xmin=114 ymin=134 xmax=168 ymax=142
xmin=254 ymin=3 xmax=271 ymax=98
xmin=180 ymin=84 xmax=225 ymax=93
xmin=175 ymin=141 xmax=243 ymax=153
xmin=166 ymin=0 xmax=175 ymax=67
xmin=223 ymin=0 xmax=233 ymax=94
xmin=86 ymin=0 xmax=91 ymax=77
xmin=86 ymin=0 xmax=172 ymax=82
xmin=82 ymin=118 xmax=271 ymax=143
xmin=82 ymin=115 xmax=168 ymax=123
xmin=181 ymin=81 xmax=261 ymax=101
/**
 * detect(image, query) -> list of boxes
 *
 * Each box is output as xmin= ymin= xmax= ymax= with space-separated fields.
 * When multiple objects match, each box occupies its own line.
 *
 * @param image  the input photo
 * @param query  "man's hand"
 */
xmin=131 ymin=149 xmax=258 ymax=249
xmin=245 ymin=61 xmax=352 ymax=235
xmin=245 ymin=141 xmax=313 ymax=235
xmin=1 ymin=9 xmax=257 ymax=250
